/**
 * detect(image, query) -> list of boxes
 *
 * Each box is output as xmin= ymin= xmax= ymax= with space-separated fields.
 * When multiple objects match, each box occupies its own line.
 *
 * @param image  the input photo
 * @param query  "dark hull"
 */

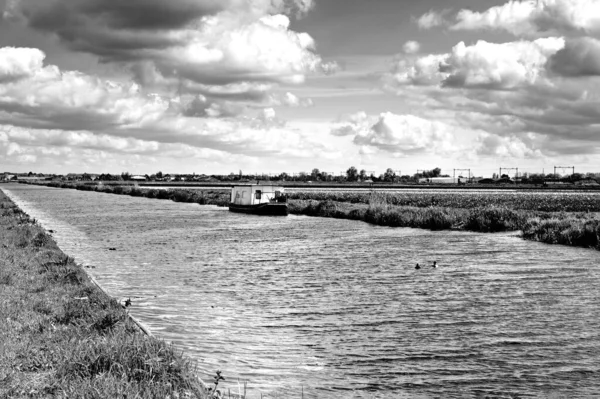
xmin=228 ymin=202 xmax=288 ymax=216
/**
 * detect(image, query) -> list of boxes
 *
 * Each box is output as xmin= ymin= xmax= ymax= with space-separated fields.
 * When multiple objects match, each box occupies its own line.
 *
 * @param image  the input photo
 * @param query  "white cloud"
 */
xmin=331 ymin=111 xmax=460 ymax=156
xmin=387 ymin=38 xmax=565 ymax=90
xmin=0 ymin=47 xmax=45 ymax=83
xmin=475 ymin=132 xmax=543 ymax=158
xmin=451 ymin=0 xmax=600 ymax=37
xmin=442 ymin=37 xmax=565 ymax=89
xmin=416 ymin=9 xmax=449 ymax=30
xmin=402 ymin=41 xmax=421 ymax=54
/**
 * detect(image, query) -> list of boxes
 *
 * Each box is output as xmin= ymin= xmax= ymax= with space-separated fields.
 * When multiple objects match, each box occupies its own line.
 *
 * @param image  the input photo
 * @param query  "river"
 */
xmin=2 ymin=184 xmax=600 ymax=398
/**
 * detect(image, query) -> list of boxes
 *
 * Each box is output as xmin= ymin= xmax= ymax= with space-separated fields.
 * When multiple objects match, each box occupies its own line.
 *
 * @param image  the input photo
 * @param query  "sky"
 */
xmin=1 ymin=0 xmax=600 ymax=177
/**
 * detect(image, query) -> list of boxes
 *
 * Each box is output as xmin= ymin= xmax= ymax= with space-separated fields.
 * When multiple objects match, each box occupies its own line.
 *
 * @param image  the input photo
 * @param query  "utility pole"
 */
xmin=554 ymin=166 xmax=574 ymax=179
xmin=453 ymin=168 xmax=472 ymax=183
xmin=499 ymin=167 xmax=519 ymax=184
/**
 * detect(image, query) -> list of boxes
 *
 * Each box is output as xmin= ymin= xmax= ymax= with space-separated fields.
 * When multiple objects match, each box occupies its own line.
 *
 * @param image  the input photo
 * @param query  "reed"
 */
xmin=522 ymin=215 xmax=600 ymax=249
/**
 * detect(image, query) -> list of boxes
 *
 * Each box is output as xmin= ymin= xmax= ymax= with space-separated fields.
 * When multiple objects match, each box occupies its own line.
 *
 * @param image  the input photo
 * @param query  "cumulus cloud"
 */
xmin=475 ymin=132 xmax=543 ymax=158
xmin=5 ymin=0 xmax=330 ymax=86
xmin=0 ymin=47 xmax=45 ymax=83
xmin=442 ymin=37 xmax=565 ymax=89
xmin=451 ymin=0 xmax=600 ymax=37
xmin=402 ymin=40 xmax=421 ymax=54
xmin=388 ymin=54 xmax=448 ymax=86
xmin=331 ymin=111 xmax=459 ymax=156
xmin=416 ymin=9 xmax=449 ymax=30
xmin=387 ymin=38 xmax=564 ymax=90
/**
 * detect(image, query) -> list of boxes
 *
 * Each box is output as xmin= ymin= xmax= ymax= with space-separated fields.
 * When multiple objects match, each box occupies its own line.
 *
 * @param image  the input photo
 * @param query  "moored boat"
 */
xmin=229 ymin=184 xmax=288 ymax=216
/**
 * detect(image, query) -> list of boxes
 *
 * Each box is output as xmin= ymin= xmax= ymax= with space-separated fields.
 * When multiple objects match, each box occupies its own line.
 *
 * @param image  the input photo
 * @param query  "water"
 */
xmin=3 ymin=184 xmax=600 ymax=398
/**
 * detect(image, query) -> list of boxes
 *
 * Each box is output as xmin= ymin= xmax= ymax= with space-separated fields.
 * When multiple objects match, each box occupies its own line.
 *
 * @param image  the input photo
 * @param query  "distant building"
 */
xmin=419 ymin=177 xmax=462 ymax=184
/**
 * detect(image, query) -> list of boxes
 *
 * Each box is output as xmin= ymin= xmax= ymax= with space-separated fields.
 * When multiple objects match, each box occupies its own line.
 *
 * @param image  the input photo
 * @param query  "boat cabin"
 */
xmin=230 ymin=184 xmax=285 ymax=206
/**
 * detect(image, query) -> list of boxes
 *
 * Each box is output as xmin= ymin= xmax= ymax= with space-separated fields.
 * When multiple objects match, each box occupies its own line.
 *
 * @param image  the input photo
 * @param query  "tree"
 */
xmin=311 ymin=168 xmax=320 ymax=181
xmin=359 ymin=169 xmax=367 ymax=181
xmin=121 ymin=172 xmax=131 ymax=180
xmin=346 ymin=166 xmax=358 ymax=182
xmin=383 ymin=168 xmax=396 ymax=182
xmin=156 ymin=171 xmax=163 ymax=179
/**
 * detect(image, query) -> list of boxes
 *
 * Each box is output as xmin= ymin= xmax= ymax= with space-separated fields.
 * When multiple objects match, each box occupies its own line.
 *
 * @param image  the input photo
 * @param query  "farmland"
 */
xmin=287 ymin=190 xmax=600 ymax=213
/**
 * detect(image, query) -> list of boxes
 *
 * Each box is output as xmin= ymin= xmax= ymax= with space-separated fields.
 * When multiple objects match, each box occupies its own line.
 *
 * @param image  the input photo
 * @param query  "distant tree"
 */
xmin=359 ymin=169 xmax=367 ymax=181
xmin=383 ymin=168 xmax=396 ymax=182
xmin=121 ymin=172 xmax=131 ymax=180
xmin=28 ymin=171 xmax=33 ymax=176
xmin=501 ymin=174 xmax=509 ymax=179
xmin=346 ymin=166 xmax=358 ymax=182
xmin=311 ymin=168 xmax=320 ymax=181
xmin=156 ymin=171 xmax=163 ymax=179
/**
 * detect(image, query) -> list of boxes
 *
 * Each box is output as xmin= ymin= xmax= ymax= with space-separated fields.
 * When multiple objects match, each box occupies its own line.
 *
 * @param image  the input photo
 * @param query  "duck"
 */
xmin=415 ymin=263 xmax=421 ymax=270
xmin=432 ymin=261 xmax=438 ymax=268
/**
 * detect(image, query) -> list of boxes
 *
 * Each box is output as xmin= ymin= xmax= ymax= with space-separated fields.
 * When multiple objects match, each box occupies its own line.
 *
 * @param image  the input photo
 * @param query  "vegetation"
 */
xmin=0 ymin=191 xmax=210 ymax=398
xmin=24 ymin=182 xmax=600 ymax=251
xmin=42 ymin=182 xmax=231 ymax=207
xmin=288 ymin=190 xmax=600 ymax=212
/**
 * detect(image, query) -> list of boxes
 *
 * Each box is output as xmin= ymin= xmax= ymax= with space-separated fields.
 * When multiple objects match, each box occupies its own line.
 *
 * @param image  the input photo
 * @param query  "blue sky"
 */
xmin=1 ymin=0 xmax=599 ymax=176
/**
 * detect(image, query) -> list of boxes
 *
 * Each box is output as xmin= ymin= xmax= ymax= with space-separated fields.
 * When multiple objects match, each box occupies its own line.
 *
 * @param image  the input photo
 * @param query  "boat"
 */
xmin=229 ymin=184 xmax=288 ymax=216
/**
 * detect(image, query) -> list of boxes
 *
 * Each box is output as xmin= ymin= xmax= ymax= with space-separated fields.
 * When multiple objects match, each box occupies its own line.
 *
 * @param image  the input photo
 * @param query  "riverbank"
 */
xmin=24 ymin=182 xmax=600 ymax=251
xmin=0 ymin=191 xmax=211 ymax=398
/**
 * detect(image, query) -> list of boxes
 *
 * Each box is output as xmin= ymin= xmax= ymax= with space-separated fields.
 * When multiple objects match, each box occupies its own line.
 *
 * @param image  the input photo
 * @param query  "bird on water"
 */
xmin=432 ymin=261 xmax=438 ymax=268
xmin=415 ymin=263 xmax=421 ymax=270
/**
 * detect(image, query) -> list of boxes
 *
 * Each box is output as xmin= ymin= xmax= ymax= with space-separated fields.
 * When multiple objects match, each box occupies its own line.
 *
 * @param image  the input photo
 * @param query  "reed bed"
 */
xmin=0 ymin=191 xmax=210 ymax=398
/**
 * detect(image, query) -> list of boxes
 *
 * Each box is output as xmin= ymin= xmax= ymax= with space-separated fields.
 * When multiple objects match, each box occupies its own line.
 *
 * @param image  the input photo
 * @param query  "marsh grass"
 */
xmin=522 ymin=215 xmax=600 ymax=249
xmin=290 ymin=193 xmax=600 ymax=250
xmin=0 ymin=190 xmax=209 ymax=398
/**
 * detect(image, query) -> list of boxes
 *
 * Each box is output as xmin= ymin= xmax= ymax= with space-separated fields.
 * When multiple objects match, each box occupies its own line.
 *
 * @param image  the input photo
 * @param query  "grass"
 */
xmin=40 ymin=182 xmax=231 ymax=207
xmin=0 ymin=191 xmax=210 ymax=398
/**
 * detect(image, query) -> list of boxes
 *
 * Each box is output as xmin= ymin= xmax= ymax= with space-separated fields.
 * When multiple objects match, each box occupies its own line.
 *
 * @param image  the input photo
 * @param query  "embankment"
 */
xmin=0 ymin=190 xmax=211 ymax=398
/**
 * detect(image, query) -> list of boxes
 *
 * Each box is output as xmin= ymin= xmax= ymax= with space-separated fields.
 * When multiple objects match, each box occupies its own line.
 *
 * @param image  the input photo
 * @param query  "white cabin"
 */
xmin=230 ymin=185 xmax=285 ymax=206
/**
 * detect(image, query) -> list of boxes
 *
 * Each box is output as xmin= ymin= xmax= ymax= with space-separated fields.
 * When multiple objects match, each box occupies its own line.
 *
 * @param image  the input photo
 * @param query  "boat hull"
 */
xmin=228 ymin=202 xmax=289 ymax=216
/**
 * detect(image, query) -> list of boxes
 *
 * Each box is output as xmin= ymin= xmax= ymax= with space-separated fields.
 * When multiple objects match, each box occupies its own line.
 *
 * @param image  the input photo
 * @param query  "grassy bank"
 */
xmin=42 ymin=181 xmax=231 ymax=207
xmin=0 ymin=190 xmax=211 ymax=398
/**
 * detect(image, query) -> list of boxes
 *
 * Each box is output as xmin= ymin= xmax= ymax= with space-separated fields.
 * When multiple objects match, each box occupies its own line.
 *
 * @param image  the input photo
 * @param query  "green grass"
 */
xmin=0 ymin=191 xmax=209 ymax=398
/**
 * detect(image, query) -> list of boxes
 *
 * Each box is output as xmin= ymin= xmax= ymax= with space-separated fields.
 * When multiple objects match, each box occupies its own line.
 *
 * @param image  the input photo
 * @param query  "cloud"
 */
xmin=5 ymin=0 xmax=330 ymax=86
xmin=442 ymin=37 xmax=565 ymax=89
xmin=387 ymin=54 xmax=448 ymax=86
xmin=402 ymin=40 xmax=421 ymax=54
xmin=474 ymin=131 xmax=543 ymax=158
xmin=549 ymin=37 xmax=600 ymax=76
xmin=331 ymin=111 xmax=459 ymax=156
xmin=0 ymin=47 xmax=45 ymax=83
xmin=415 ymin=9 xmax=449 ymax=30
xmin=387 ymin=38 xmax=565 ymax=90
xmin=451 ymin=0 xmax=600 ymax=37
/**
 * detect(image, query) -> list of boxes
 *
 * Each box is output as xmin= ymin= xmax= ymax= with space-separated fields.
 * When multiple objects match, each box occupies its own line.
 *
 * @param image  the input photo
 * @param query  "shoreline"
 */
xmin=0 ymin=189 xmax=213 ymax=398
xmin=24 ymin=182 xmax=600 ymax=252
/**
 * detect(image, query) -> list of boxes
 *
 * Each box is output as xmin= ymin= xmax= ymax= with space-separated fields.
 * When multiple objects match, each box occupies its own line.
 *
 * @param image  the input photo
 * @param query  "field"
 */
xmin=287 ymin=190 xmax=600 ymax=212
